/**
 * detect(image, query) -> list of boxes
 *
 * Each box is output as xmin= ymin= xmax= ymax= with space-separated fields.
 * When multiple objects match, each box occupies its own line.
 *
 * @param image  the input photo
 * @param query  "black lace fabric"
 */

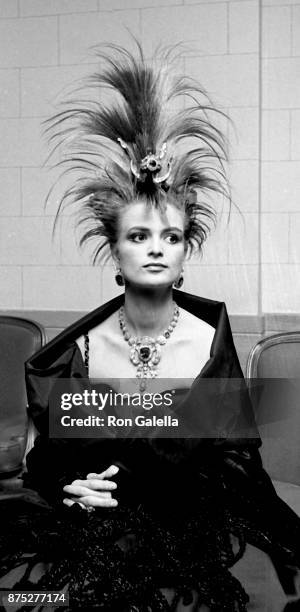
xmin=0 ymin=501 xmax=246 ymax=611
xmin=2 ymin=441 xmax=300 ymax=612
xmin=1 ymin=474 xmax=298 ymax=612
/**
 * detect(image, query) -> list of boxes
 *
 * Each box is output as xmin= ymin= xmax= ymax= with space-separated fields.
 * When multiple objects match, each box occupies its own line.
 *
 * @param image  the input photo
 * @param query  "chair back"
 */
xmin=0 ymin=316 xmax=45 ymax=475
xmin=246 ymin=332 xmax=300 ymax=485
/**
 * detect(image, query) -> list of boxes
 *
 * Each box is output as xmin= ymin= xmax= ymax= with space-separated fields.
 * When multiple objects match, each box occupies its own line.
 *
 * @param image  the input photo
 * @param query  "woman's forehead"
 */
xmin=119 ymin=201 xmax=185 ymax=229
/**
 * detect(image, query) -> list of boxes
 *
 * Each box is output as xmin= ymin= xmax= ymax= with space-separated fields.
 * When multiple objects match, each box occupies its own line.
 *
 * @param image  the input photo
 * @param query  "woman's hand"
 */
xmin=62 ymin=464 xmax=119 ymax=509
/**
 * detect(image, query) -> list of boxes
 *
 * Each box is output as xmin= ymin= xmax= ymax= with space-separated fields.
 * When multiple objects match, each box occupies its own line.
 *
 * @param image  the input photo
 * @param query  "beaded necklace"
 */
xmin=118 ymin=303 xmax=180 ymax=391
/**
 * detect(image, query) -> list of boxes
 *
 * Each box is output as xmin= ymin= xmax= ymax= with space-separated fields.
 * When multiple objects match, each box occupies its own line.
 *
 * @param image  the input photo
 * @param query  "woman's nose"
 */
xmin=148 ymin=237 xmax=163 ymax=256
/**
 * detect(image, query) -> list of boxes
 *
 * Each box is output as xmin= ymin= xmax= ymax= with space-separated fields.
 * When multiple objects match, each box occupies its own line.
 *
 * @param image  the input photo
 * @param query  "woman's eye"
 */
xmin=165 ymin=234 xmax=181 ymax=244
xmin=129 ymin=233 xmax=147 ymax=242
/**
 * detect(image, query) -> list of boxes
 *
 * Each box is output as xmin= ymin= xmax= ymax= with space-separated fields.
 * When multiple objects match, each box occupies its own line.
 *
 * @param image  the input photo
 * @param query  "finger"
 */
xmin=87 ymin=465 xmax=119 ymax=480
xmin=83 ymin=491 xmax=112 ymax=499
xmin=78 ymin=495 xmax=118 ymax=508
xmin=65 ymin=490 xmax=112 ymax=499
xmin=63 ymin=498 xmax=77 ymax=507
xmin=70 ymin=478 xmax=117 ymax=490
xmin=79 ymin=478 xmax=117 ymax=491
xmin=65 ymin=479 xmax=117 ymax=493
xmin=63 ymin=485 xmax=115 ymax=498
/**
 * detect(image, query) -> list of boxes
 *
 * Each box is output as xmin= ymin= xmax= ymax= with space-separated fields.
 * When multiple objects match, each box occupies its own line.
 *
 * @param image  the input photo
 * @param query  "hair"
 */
xmin=45 ymin=41 xmax=231 ymax=263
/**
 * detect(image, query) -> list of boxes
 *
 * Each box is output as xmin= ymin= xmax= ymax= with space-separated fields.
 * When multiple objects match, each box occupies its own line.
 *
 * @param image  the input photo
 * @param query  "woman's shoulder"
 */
xmin=27 ymin=294 xmax=124 ymax=371
xmin=76 ymin=310 xmax=120 ymax=361
xmin=179 ymin=306 xmax=216 ymax=337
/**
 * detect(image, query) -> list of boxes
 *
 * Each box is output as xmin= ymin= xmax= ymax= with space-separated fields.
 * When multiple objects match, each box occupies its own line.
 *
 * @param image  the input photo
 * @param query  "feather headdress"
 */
xmin=46 ymin=42 xmax=230 ymax=262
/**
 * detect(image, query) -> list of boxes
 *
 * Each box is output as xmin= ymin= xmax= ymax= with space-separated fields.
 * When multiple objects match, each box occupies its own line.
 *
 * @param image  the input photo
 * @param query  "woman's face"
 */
xmin=113 ymin=201 xmax=186 ymax=289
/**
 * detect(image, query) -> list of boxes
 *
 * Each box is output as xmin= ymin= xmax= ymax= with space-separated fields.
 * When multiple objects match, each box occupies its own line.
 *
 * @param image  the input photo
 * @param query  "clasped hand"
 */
xmin=63 ymin=464 xmax=119 ymax=509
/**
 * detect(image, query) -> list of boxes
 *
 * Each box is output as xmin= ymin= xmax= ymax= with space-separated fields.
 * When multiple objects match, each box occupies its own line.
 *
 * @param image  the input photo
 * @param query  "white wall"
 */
xmin=0 ymin=0 xmax=299 ymax=316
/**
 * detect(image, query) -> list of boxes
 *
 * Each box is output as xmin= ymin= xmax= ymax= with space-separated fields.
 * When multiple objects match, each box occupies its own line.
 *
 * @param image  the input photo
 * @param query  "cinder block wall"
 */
xmin=0 ymin=0 xmax=299 ymax=368
xmin=261 ymin=1 xmax=300 ymax=314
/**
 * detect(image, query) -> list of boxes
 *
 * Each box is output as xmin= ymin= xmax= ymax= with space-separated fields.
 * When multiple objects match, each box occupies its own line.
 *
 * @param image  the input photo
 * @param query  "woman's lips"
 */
xmin=143 ymin=264 xmax=168 ymax=270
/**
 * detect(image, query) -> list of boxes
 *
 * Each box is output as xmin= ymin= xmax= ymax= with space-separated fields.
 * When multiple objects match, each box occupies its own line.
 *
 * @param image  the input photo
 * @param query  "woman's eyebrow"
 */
xmin=127 ymin=226 xmax=149 ymax=231
xmin=127 ymin=225 xmax=183 ymax=233
xmin=163 ymin=226 xmax=183 ymax=233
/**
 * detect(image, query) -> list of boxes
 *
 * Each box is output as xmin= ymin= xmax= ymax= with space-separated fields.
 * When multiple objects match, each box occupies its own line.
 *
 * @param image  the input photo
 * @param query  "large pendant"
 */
xmin=130 ymin=337 xmax=161 ymax=391
xmin=139 ymin=345 xmax=151 ymax=362
xmin=137 ymin=337 xmax=156 ymax=363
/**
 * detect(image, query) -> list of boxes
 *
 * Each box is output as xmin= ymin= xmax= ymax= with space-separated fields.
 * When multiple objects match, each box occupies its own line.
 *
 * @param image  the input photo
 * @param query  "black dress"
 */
xmin=0 ymin=290 xmax=300 ymax=611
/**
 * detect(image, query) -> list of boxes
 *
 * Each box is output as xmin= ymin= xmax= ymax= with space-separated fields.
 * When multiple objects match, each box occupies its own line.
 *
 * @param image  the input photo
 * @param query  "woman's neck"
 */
xmin=123 ymin=286 xmax=175 ymax=337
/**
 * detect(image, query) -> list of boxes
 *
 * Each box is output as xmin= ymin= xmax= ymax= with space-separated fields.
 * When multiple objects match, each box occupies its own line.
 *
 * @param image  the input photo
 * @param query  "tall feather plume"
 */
xmin=45 ymin=41 xmax=231 ymax=262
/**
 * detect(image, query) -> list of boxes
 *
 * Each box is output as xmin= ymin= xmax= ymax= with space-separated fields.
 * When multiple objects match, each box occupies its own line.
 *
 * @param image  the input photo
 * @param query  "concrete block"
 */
xmin=0 ymin=217 xmax=61 ymax=265
xmin=0 ymin=267 xmax=22 ymax=308
xmin=0 ymin=17 xmax=58 ymax=67
xmin=0 ymin=119 xmax=21 ymax=166
xmin=230 ymin=313 xmax=263 ymax=335
xmin=291 ymin=110 xmax=300 ymax=160
xmin=184 ymin=263 xmax=259 ymax=314
xmin=21 ymin=64 xmax=93 ymax=117
xmin=185 ymin=0 xmax=231 ymax=3
xmin=0 ymin=69 xmax=19 ymax=117
xmin=228 ymin=108 xmax=259 ymax=160
xmin=23 ymin=266 xmax=103 ymax=310
xmin=59 ymin=12 xmax=139 ymax=65
xmin=19 ymin=0 xmax=97 ymax=16
xmin=228 ymin=212 xmax=259 ymax=264
xmin=262 ymin=6 xmax=291 ymax=58
xmin=262 ymin=58 xmax=300 ymax=109
xmin=44 ymin=327 xmax=63 ymax=342
xmin=200 ymin=213 xmax=230 ymax=265
xmin=22 ymin=167 xmax=86 ymax=216
xmin=229 ymin=1 xmax=259 ymax=54
xmin=263 ymin=0 xmax=300 ymax=5
xmin=262 ymin=264 xmax=300 ymax=313
xmin=186 ymin=54 xmax=259 ymax=108
xmin=22 ymin=167 xmax=58 ymax=216
xmin=99 ymin=0 xmax=181 ymax=7
xmin=0 ymin=168 xmax=21 ymax=216
xmin=141 ymin=4 xmax=227 ymax=57
xmin=261 ymin=213 xmax=289 ymax=263
xmin=234 ymin=333 xmax=262 ymax=376
xmin=292 ymin=5 xmax=300 ymax=56
xmin=0 ymin=118 xmax=49 ymax=167
xmin=229 ymin=160 xmax=259 ymax=211
xmin=0 ymin=0 xmax=18 ymax=18
xmin=58 ymin=215 xmax=97 ymax=266
xmin=289 ymin=213 xmax=300 ymax=263
xmin=261 ymin=161 xmax=300 ymax=212
xmin=262 ymin=110 xmax=290 ymax=161
xmin=264 ymin=312 xmax=300 ymax=333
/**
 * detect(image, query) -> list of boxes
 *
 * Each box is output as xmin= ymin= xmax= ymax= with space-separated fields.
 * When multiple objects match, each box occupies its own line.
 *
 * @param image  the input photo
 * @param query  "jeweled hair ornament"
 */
xmin=45 ymin=41 xmax=230 ymax=262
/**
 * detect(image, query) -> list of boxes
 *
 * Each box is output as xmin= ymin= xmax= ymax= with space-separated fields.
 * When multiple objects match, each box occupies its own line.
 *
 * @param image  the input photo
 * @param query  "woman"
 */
xmin=1 ymin=43 xmax=300 ymax=612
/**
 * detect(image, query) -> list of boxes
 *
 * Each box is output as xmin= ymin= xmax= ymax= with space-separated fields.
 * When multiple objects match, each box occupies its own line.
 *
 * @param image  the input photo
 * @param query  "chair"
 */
xmin=246 ymin=331 xmax=300 ymax=516
xmin=0 ymin=316 xmax=46 ymax=477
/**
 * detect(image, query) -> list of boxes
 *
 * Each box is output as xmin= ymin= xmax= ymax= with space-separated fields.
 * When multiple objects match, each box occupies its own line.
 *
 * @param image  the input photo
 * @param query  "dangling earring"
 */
xmin=174 ymin=269 xmax=184 ymax=289
xmin=115 ymin=268 xmax=125 ymax=286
